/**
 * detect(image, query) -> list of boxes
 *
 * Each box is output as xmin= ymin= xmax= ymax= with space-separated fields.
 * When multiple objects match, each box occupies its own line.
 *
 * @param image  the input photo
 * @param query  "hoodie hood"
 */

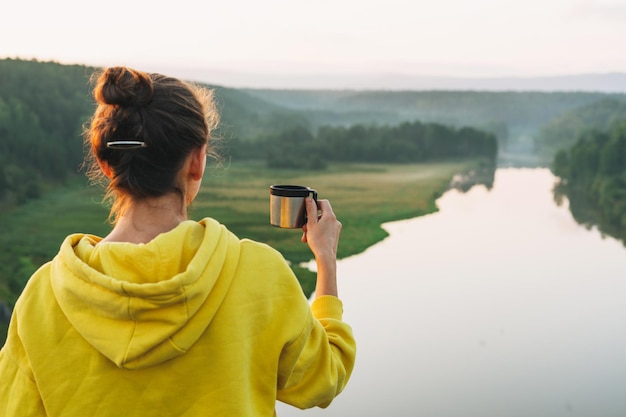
xmin=50 ymin=218 xmax=240 ymax=370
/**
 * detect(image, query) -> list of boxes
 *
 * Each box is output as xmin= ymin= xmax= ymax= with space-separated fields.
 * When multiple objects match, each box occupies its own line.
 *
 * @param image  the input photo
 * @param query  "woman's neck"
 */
xmin=100 ymin=193 xmax=188 ymax=244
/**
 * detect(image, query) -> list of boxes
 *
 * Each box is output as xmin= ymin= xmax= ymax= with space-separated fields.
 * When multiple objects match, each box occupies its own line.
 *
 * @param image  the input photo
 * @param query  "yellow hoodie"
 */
xmin=0 ymin=218 xmax=356 ymax=416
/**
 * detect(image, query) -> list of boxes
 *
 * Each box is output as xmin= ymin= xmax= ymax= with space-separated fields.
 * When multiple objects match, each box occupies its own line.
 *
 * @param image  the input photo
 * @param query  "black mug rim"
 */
xmin=270 ymin=185 xmax=316 ymax=197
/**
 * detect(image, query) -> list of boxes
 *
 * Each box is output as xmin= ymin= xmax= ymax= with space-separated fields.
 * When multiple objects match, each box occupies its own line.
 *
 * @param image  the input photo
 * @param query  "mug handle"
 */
xmin=303 ymin=188 xmax=318 ymax=224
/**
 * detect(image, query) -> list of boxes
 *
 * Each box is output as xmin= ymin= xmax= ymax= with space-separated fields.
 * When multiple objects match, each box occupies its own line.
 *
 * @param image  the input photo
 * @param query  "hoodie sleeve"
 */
xmin=276 ymin=295 xmax=356 ymax=409
xmin=0 ymin=316 xmax=46 ymax=417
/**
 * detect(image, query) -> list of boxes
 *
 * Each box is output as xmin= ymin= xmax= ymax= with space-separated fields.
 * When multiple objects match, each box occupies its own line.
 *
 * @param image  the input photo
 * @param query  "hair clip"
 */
xmin=106 ymin=140 xmax=148 ymax=149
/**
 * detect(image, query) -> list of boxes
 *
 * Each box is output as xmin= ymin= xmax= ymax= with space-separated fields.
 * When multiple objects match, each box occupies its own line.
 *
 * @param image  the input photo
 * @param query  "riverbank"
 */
xmin=193 ymin=160 xmax=490 ymax=294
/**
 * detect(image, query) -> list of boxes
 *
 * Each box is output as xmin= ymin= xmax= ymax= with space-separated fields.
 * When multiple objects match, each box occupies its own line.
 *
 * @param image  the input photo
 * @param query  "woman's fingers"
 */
xmin=305 ymin=197 xmax=319 ymax=224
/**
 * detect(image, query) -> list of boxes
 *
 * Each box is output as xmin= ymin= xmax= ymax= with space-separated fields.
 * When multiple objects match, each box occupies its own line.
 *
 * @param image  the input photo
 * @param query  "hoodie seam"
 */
xmin=182 ymin=282 xmax=191 ymax=321
xmin=122 ymin=290 xmax=138 ymax=366
xmin=167 ymin=282 xmax=191 ymax=352
xmin=2 ymin=342 xmax=37 ymax=383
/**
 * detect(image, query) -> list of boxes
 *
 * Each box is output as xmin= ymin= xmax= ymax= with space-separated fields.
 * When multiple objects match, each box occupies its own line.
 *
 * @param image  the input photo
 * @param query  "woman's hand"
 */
xmin=301 ymin=197 xmax=342 ymax=297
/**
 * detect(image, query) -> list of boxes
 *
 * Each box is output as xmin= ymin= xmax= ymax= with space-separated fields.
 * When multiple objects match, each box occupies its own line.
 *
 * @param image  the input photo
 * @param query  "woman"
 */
xmin=0 ymin=66 xmax=355 ymax=416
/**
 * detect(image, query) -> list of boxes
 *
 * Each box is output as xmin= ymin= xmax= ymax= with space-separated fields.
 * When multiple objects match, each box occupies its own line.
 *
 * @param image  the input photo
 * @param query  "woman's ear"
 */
xmin=189 ymin=144 xmax=208 ymax=181
xmin=97 ymin=159 xmax=113 ymax=178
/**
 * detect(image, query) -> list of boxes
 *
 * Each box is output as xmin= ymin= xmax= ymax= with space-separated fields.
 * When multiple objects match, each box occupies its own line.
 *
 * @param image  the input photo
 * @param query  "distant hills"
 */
xmin=158 ymin=66 xmax=626 ymax=93
xmin=345 ymin=73 xmax=626 ymax=93
xmin=2 ymin=58 xmax=626 ymax=173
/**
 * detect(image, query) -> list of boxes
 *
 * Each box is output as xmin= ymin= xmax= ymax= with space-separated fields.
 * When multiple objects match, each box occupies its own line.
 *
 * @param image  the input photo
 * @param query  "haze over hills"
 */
xmin=154 ymin=66 xmax=626 ymax=93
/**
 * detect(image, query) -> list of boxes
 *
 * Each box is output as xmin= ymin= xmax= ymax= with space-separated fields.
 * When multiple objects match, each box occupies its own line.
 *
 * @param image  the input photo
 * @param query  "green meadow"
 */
xmin=194 ymin=160 xmax=477 ymax=294
xmin=0 ymin=160 xmax=478 ymax=342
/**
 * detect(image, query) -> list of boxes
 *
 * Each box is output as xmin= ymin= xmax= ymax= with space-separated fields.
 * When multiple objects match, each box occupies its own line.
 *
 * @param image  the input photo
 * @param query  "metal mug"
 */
xmin=270 ymin=185 xmax=318 ymax=228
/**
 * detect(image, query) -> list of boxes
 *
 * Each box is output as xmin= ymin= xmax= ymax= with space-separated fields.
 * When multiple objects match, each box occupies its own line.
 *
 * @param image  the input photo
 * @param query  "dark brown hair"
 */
xmin=83 ymin=66 xmax=220 ymax=222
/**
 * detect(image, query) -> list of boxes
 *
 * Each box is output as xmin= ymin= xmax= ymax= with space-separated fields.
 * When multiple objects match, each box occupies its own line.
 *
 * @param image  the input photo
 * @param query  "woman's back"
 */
xmin=1 ymin=219 xmax=354 ymax=416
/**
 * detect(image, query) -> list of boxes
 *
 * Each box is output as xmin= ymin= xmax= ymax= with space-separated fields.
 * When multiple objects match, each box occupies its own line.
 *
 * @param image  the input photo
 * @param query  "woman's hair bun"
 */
xmin=94 ymin=66 xmax=154 ymax=107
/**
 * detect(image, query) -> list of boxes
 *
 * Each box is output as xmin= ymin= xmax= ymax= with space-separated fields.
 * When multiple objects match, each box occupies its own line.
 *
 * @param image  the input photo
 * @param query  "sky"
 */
xmin=3 ymin=0 xmax=626 ymax=89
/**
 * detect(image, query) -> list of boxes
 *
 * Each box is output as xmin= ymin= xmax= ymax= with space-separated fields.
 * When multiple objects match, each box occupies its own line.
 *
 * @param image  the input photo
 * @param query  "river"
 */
xmin=276 ymin=167 xmax=626 ymax=417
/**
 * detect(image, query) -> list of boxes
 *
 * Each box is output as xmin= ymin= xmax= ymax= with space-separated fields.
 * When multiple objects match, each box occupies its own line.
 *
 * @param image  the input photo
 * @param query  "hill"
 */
xmin=534 ymin=98 xmax=626 ymax=160
xmin=244 ymin=89 xmax=626 ymax=134
xmin=241 ymin=89 xmax=626 ymax=165
xmin=159 ymin=65 xmax=626 ymax=92
xmin=0 ymin=58 xmax=302 ymax=208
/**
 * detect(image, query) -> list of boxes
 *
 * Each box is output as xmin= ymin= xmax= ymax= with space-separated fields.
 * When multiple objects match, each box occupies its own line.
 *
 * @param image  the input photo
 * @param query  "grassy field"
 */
xmin=0 ymin=160 xmax=478 ymax=342
xmin=178 ymin=159 xmax=477 ymax=294
xmin=197 ymin=160 xmax=475 ymax=258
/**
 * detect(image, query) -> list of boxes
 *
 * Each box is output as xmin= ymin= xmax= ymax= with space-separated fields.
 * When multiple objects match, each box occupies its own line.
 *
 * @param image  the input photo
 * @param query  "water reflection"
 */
xmin=553 ymin=180 xmax=626 ymax=247
xmin=449 ymin=162 xmax=495 ymax=192
xmin=277 ymin=168 xmax=626 ymax=417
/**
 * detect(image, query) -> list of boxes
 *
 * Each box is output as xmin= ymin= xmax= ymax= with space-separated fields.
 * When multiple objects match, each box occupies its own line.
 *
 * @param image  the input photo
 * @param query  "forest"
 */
xmin=552 ymin=121 xmax=626 ymax=242
xmin=230 ymin=122 xmax=497 ymax=169
xmin=0 ymin=58 xmax=497 ymax=210
xmin=0 ymin=60 xmax=93 ymax=204
xmin=0 ymin=59 xmax=312 ymax=209
xmin=243 ymin=87 xmax=626 ymax=158
xmin=535 ymin=98 xmax=626 ymax=158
